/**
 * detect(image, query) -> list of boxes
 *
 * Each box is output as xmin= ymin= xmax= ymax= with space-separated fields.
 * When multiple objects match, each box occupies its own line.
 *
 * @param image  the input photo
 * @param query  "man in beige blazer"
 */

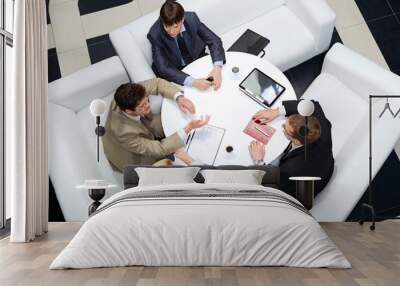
xmin=103 ymin=78 xmax=209 ymax=171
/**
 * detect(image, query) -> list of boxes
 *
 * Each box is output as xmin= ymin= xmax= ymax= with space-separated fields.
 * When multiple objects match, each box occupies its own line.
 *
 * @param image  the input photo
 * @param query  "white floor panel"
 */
xmin=137 ymin=0 xmax=164 ymax=15
xmin=49 ymin=0 xmax=87 ymax=53
xmin=396 ymin=141 xmax=400 ymax=159
xmin=47 ymin=24 xmax=56 ymax=50
xmin=339 ymin=23 xmax=389 ymax=70
xmin=326 ymin=0 xmax=364 ymax=29
xmin=57 ymin=47 xmax=91 ymax=77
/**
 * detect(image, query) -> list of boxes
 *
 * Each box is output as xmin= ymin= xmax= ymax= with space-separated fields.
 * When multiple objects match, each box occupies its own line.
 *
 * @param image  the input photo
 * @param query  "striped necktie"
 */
xmin=177 ymin=33 xmax=192 ymax=67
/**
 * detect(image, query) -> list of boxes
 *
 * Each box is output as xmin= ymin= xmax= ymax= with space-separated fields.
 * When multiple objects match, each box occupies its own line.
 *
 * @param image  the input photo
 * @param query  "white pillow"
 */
xmin=200 ymin=169 xmax=266 ymax=185
xmin=135 ymin=167 xmax=201 ymax=186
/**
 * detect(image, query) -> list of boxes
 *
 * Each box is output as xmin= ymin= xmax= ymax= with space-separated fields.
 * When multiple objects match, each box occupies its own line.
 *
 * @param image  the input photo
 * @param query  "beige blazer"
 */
xmin=102 ymin=78 xmax=184 ymax=171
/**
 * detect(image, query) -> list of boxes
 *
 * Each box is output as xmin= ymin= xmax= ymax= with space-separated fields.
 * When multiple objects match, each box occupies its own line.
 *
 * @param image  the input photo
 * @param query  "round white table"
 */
xmin=161 ymin=52 xmax=297 ymax=165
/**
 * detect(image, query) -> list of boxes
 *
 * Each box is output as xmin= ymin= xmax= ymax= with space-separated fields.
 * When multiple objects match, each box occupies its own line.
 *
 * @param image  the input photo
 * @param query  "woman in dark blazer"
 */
xmin=249 ymin=100 xmax=334 ymax=198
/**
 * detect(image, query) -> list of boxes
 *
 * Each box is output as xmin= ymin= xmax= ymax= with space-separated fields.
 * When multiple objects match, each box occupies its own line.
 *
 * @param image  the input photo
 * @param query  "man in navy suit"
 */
xmin=147 ymin=0 xmax=226 ymax=91
xmin=249 ymin=100 xmax=334 ymax=198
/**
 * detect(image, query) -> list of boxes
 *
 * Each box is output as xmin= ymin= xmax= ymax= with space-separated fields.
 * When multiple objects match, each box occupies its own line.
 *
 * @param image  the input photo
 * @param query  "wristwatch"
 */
xmin=254 ymin=159 xmax=265 ymax=166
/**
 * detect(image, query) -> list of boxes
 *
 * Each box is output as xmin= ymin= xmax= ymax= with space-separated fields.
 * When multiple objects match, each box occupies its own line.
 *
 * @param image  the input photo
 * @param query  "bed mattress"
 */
xmin=50 ymin=183 xmax=350 ymax=269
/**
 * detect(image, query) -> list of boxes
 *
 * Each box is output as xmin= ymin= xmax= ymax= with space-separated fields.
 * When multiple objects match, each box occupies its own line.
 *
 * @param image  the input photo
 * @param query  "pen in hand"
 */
xmin=254 ymin=126 xmax=270 ymax=137
xmin=185 ymin=133 xmax=192 ymax=145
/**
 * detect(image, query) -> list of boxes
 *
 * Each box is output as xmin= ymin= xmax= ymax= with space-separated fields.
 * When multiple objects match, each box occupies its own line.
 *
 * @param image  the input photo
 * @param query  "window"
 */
xmin=0 ymin=0 xmax=13 ymax=230
xmin=5 ymin=0 xmax=12 ymax=33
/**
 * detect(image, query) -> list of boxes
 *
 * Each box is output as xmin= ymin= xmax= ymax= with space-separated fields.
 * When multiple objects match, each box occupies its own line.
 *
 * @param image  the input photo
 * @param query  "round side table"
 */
xmin=289 ymin=177 xmax=321 ymax=210
xmin=77 ymin=182 xmax=117 ymax=216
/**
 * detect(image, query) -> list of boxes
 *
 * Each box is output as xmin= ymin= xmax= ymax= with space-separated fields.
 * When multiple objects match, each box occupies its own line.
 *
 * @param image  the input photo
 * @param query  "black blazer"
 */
xmin=147 ymin=12 xmax=226 ymax=85
xmin=279 ymin=100 xmax=334 ymax=198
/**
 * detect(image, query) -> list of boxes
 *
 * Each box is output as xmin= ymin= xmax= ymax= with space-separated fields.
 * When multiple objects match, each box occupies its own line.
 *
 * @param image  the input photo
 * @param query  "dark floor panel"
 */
xmin=330 ymin=29 xmax=343 ymax=46
xmin=284 ymin=55 xmax=324 ymax=99
xmin=46 ymin=0 xmax=51 ymax=24
xmin=49 ymin=178 xmax=65 ymax=222
xmin=0 ymin=219 xmax=11 ymax=239
xmin=355 ymin=0 xmax=393 ymax=21
xmin=367 ymin=15 xmax=400 ymax=71
xmin=86 ymin=34 xmax=112 ymax=46
xmin=48 ymin=48 xmax=61 ymax=83
xmin=78 ymin=0 xmax=133 ymax=16
xmin=396 ymin=14 xmax=400 ymax=25
xmin=347 ymin=151 xmax=400 ymax=221
xmin=87 ymin=34 xmax=117 ymax=64
xmin=387 ymin=0 xmax=400 ymax=14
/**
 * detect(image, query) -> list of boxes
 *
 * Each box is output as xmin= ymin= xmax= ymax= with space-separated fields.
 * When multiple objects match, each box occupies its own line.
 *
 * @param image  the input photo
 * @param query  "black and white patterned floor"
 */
xmin=47 ymin=0 xmax=161 ymax=81
xmin=355 ymin=0 xmax=400 ymax=76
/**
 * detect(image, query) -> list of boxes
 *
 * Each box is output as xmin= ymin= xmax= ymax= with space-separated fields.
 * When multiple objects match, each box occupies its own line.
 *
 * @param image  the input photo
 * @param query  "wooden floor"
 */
xmin=0 ymin=221 xmax=399 ymax=286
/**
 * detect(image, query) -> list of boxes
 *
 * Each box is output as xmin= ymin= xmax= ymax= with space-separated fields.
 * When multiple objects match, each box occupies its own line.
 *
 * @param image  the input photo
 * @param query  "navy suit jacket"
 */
xmin=147 ymin=12 xmax=226 ymax=85
xmin=279 ymin=100 xmax=334 ymax=198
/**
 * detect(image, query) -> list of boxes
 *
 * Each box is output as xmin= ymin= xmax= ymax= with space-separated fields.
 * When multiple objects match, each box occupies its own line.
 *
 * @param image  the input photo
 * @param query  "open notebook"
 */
xmin=185 ymin=125 xmax=225 ymax=165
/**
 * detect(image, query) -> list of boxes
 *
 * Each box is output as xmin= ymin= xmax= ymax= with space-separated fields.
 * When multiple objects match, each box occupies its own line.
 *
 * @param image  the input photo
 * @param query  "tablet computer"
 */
xmin=239 ymin=68 xmax=286 ymax=107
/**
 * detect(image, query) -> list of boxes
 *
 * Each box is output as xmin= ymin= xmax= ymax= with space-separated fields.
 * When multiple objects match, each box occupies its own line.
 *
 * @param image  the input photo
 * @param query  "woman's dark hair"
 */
xmin=160 ymin=0 xmax=185 ymax=26
xmin=114 ymin=83 xmax=146 ymax=111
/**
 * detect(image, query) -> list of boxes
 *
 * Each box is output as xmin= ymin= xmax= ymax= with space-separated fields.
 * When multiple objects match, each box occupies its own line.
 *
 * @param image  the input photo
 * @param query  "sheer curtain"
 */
xmin=9 ymin=0 xmax=48 ymax=242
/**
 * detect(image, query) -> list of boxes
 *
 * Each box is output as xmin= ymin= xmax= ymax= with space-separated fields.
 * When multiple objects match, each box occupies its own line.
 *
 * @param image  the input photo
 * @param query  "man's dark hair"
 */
xmin=114 ymin=83 xmax=146 ymax=111
xmin=160 ymin=0 xmax=184 ymax=26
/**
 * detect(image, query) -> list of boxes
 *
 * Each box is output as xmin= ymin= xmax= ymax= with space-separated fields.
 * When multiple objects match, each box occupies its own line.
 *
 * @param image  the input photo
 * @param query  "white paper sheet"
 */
xmin=185 ymin=125 xmax=225 ymax=165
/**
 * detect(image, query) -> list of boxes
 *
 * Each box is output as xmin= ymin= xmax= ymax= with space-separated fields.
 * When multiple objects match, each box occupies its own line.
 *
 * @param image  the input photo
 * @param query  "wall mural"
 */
xmin=46 ymin=0 xmax=400 ymax=223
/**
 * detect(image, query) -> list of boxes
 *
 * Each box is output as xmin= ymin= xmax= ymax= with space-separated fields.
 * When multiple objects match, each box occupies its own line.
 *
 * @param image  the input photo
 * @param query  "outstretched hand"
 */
xmin=183 ymin=115 xmax=211 ymax=134
xmin=189 ymin=115 xmax=210 ymax=129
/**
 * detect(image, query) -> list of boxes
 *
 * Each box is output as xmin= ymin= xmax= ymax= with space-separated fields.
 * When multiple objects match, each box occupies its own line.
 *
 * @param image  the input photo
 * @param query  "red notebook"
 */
xmin=243 ymin=119 xmax=276 ymax=145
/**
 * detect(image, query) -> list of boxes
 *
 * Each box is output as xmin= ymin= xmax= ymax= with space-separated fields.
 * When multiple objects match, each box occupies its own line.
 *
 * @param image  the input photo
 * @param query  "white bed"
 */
xmin=50 ymin=183 xmax=350 ymax=269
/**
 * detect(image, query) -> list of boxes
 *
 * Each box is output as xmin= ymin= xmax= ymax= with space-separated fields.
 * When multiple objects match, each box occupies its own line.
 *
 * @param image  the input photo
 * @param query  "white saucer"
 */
xmin=76 ymin=184 xmax=118 ymax=190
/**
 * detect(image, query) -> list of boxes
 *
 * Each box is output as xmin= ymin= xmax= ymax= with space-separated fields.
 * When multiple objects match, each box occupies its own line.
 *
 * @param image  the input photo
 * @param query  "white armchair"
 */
xmin=285 ymin=0 xmax=336 ymax=53
xmin=48 ymin=57 xmax=129 ymax=221
xmin=304 ymin=43 xmax=400 ymax=221
xmin=109 ymin=0 xmax=336 ymax=81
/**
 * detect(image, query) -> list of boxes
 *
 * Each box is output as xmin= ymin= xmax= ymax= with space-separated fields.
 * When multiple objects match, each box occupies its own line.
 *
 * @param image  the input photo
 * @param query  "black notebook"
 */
xmin=228 ymin=29 xmax=270 ymax=56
